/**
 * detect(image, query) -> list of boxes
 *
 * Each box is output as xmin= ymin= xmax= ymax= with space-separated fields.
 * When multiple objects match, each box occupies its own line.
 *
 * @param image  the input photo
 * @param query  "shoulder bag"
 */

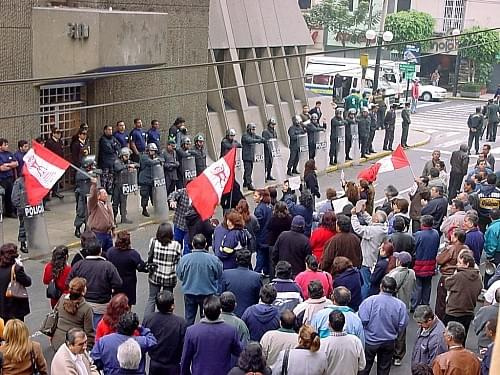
xmin=5 ymin=264 xmax=28 ymax=299
xmin=46 ymin=277 xmax=62 ymax=300
xmin=281 ymin=348 xmax=290 ymax=375
xmin=40 ymin=302 xmax=59 ymax=337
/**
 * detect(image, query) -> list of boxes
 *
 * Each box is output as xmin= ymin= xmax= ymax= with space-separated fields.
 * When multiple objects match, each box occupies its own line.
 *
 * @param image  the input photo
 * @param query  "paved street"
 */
xmin=19 ymin=98 xmax=492 ymax=373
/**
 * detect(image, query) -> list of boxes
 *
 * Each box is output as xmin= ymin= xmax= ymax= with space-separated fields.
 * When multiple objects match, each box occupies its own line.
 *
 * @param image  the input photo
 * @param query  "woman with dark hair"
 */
xmin=268 ymin=186 xmax=278 ymax=206
xmin=213 ymin=210 xmax=249 ymax=269
xmin=106 ymin=231 xmax=147 ymax=306
xmin=71 ymin=230 xmax=97 ymax=266
xmin=331 ymin=256 xmax=362 ymax=311
xmin=95 ymin=293 xmax=138 ymax=340
xmin=344 ymin=181 xmax=360 ymax=206
xmin=0 ymin=243 xmax=32 ymax=322
xmin=285 ymin=189 xmax=314 ymax=237
xmin=52 ymin=277 xmax=95 ymax=350
xmin=42 ymin=245 xmax=71 ymax=308
xmin=144 ymin=222 xmax=182 ymax=316
xmin=267 ymin=202 xmax=293 ymax=278
xmin=309 ymin=211 xmax=336 ymax=263
xmin=254 ymin=189 xmax=273 ymax=275
xmin=228 ymin=342 xmax=271 ymax=375
xmin=295 ymin=255 xmax=333 ymax=300
xmin=304 ymin=160 xmax=321 ymax=204
xmin=271 ymin=325 xmax=327 ymax=374
xmin=236 ymin=198 xmax=259 ymax=252
xmin=388 ymin=197 xmax=411 ymax=234
xmin=368 ymin=240 xmax=397 ymax=297
xmin=359 ymin=179 xmax=375 ymax=214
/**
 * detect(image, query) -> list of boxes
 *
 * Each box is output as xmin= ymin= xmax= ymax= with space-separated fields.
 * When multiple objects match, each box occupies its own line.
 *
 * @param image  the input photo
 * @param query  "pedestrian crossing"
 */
xmin=407 ymin=101 xmax=479 ymax=135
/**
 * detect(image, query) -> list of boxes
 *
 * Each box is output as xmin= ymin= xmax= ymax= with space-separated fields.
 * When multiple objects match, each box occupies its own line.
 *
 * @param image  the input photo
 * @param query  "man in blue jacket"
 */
xmin=176 ymin=234 xmax=223 ymax=325
xmin=421 ymin=185 xmax=448 ymax=235
xmin=241 ymin=284 xmax=280 ymax=341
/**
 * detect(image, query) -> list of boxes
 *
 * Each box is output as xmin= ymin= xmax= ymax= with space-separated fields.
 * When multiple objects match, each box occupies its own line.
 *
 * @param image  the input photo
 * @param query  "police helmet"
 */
xmin=246 ymin=123 xmax=257 ymax=131
xmin=311 ymin=113 xmax=319 ymax=120
xmin=181 ymin=137 xmax=192 ymax=146
xmin=361 ymin=107 xmax=369 ymax=113
xmin=194 ymin=134 xmax=205 ymax=143
xmin=268 ymin=117 xmax=277 ymax=126
xmin=348 ymin=108 xmax=357 ymax=115
xmin=81 ymin=155 xmax=96 ymax=168
xmin=227 ymin=128 xmax=236 ymax=137
xmin=146 ymin=143 xmax=158 ymax=152
xmin=292 ymin=115 xmax=302 ymax=126
xmin=119 ymin=147 xmax=132 ymax=157
xmin=335 ymin=108 xmax=344 ymax=115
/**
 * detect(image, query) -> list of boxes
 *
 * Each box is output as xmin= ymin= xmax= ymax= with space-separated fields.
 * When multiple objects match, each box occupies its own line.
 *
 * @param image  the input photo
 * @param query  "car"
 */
xmin=418 ymin=84 xmax=448 ymax=101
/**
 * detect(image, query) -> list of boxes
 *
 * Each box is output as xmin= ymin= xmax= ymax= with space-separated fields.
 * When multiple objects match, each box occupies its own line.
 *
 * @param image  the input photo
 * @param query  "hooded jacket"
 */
xmin=272 ymin=228 xmax=311 ymax=278
xmin=444 ymin=267 xmax=483 ymax=316
xmin=333 ymin=267 xmax=362 ymax=311
xmin=241 ymin=303 xmax=280 ymax=342
xmin=436 ymin=243 xmax=469 ymax=276
xmin=484 ymin=218 xmax=500 ymax=258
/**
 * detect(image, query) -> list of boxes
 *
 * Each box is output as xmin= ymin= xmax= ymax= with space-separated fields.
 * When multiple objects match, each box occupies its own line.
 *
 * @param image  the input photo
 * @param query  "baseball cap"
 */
xmin=393 ymin=251 xmax=412 ymax=266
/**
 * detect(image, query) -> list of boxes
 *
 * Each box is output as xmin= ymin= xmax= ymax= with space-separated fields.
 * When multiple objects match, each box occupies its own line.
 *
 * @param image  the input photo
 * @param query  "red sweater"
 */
xmin=95 ymin=319 xmax=140 ymax=341
xmin=42 ymin=263 xmax=71 ymax=308
xmin=294 ymin=270 xmax=333 ymax=300
xmin=309 ymin=227 xmax=336 ymax=263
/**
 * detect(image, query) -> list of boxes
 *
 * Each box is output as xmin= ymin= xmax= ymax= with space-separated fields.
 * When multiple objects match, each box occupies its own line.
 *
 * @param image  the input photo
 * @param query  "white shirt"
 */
xmin=321 ymin=333 xmax=366 ymax=375
xmin=484 ymin=280 xmax=500 ymax=304
xmin=64 ymin=344 xmax=89 ymax=375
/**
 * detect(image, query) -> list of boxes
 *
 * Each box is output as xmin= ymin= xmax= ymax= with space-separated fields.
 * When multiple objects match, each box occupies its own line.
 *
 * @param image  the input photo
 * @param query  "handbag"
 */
xmin=30 ymin=346 xmax=40 ymax=375
xmin=46 ymin=279 xmax=62 ymax=300
xmin=40 ymin=307 xmax=58 ymax=337
xmin=281 ymin=348 xmax=290 ymax=375
xmin=5 ymin=265 xmax=28 ymax=299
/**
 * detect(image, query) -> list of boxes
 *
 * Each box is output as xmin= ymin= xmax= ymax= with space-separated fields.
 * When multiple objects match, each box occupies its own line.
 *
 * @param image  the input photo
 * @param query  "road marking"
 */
xmin=414 ymin=148 xmax=452 ymax=155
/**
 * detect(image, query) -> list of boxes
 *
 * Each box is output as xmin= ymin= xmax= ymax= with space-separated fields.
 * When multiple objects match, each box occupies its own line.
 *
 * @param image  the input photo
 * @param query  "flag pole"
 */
xmin=69 ymin=163 xmax=94 ymax=180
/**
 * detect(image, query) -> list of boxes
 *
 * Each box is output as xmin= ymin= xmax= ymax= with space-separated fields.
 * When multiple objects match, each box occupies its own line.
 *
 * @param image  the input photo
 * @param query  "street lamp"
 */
xmin=451 ymin=28 xmax=461 ymax=97
xmin=366 ymin=29 xmax=394 ymax=90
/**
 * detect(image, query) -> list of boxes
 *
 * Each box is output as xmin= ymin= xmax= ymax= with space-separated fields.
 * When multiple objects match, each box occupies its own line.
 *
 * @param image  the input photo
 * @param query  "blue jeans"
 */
xmin=254 ymin=246 xmax=270 ymax=275
xmin=411 ymin=276 xmax=433 ymax=310
xmin=360 ymin=266 xmax=372 ymax=300
xmin=174 ymin=227 xmax=191 ymax=255
xmin=94 ymin=231 xmax=113 ymax=253
xmin=92 ymin=313 xmax=103 ymax=329
xmin=411 ymin=98 xmax=418 ymax=113
xmin=184 ymin=294 xmax=209 ymax=326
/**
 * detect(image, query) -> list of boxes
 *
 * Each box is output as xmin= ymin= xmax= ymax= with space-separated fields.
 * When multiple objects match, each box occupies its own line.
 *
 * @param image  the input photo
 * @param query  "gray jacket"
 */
xmin=241 ymin=132 xmax=264 ymax=161
xmin=472 ymin=304 xmax=498 ymax=349
xmin=411 ymin=317 xmax=448 ymax=366
xmin=351 ymin=212 xmax=388 ymax=268
xmin=387 ymin=266 xmax=416 ymax=310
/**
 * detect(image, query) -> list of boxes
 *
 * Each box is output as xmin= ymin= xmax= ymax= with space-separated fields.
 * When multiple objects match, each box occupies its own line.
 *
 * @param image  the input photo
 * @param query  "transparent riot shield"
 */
xmin=351 ymin=122 xmax=360 ymax=165
xmin=182 ymin=156 xmax=197 ymax=185
xmin=315 ymin=131 xmax=328 ymax=171
xmin=269 ymin=139 xmax=286 ymax=184
xmin=24 ymin=203 xmax=50 ymax=253
xmin=235 ymin=148 xmax=244 ymax=188
xmin=122 ymin=168 xmax=140 ymax=223
xmin=152 ymin=163 xmax=169 ymax=221
xmin=298 ymin=134 xmax=309 ymax=174
xmin=252 ymin=143 xmax=266 ymax=189
xmin=337 ymin=126 xmax=346 ymax=165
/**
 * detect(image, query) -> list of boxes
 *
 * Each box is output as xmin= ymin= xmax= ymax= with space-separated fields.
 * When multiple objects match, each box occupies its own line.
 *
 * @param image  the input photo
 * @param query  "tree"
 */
xmin=305 ymin=0 xmax=379 ymax=56
xmin=459 ymin=27 xmax=500 ymax=84
xmin=385 ymin=11 xmax=435 ymax=53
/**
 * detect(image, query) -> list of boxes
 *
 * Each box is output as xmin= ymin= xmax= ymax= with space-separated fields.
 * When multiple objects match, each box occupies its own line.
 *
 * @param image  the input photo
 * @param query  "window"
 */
xmin=298 ymin=0 xmax=312 ymax=9
xmin=443 ymin=0 xmax=465 ymax=33
xmin=312 ymin=75 xmax=331 ymax=86
xmin=305 ymin=75 xmax=313 ymax=84
xmin=364 ymin=79 xmax=374 ymax=88
xmin=397 ymin=0 xmax=412 ymax=11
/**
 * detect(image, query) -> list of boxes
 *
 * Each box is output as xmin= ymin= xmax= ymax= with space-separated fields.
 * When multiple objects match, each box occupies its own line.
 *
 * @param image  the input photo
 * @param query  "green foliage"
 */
xmin=459 ymin=27 xmax=500 ymax=84
xmin=385 ymin=11 xmax=435 ymax=53
xmin=305 ymin=0 xmax=378 ymax=50
xmin=460 ymin=82 xmax=482 ymax=92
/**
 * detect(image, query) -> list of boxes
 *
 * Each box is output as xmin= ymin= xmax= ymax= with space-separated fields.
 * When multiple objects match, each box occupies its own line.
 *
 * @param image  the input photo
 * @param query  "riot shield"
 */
xmin=122 ymin=168 xmax=140 ymax=223
xmin=152 ymin=163 xmax=169 ymax=221
xmin=252 ymin=143 xmax=266 ymax=189
xmin=337 ymin=126 xmax=346 ymax=165
xmin=315 ymin=131 xmax=328 ymax=171
xmin=235 ymin=148 xmax=244 ymax=188
xmin=350 ymin=122 xmax=360 ymax=165
xmin=298 ymin=134 xmax=309 ymax=174
xmin=182 ymin=156 xmax=197 ymax=185
xmin=24 ymin=203 xmax=50 ymax=253
xmin=270 ymin=139 xmax=286 ymax=184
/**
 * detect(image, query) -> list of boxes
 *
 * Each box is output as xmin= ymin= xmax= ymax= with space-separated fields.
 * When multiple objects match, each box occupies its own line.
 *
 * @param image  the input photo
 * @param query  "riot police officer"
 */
xmin=74 ymin=155 xmax=99 ymax=238
xmin=176 ymin=137 xmax=195 ymax=188
xmin=383 ymin=103 xmax=398 ymax=151
xmin=306 ymin=113 xmax=325 ymax=160
xmin=287 ymin=115 xmax=306 ymax=176
xmin=220 ymin=128 xmax=242 ymax=157
xmin=139 ymin=143 xmax=162 ymax=217
xmin=241 ymin=123 xmax=265 ymax=191
xmin=262 ymin=118 xmax=277 ymax=181
xmin=191 ymin=134 xmax=207 ymax=176
xmin=357 ymin=107 xmax=371 ymax=158
xmin=112 ymin=147 xmax=139 ymax=224
xmin=330 ymin=108 xmax=345 ymax=165
xmin=162 ymin=140 xmax=179 ymax=195
xmin=345 ymin=108 xmax=357 ymax=160
xmin=368 ymin=104 xmax=378 ymax=153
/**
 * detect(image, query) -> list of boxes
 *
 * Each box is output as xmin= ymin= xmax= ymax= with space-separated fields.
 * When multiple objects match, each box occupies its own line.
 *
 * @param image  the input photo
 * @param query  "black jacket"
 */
xmin=304 ymin=172 xmax=320 ymax=198
xmin=0 ymin=264 xmax=32 ymax=320
xmin=241 ymin=132 xmax=264 ymax=161
xmin=421 ymin=196 xmax=449 ymax=230
xmin=330 ymin=116 xmax=344 ymax=139
xmin=384 ymin=110 xmax=396 ymax=128
xmin=356 ymin=114 xmax=371 ymax=138
xmin=450 ymin=149 xmax=469 ymax=175
xmin=468 ymin=113 xmax=484 ymax=130
xmin=390 ymin=231 xmax=416 ymax=258
xmin=272 ymin=228 xmax=312 ymax=278
xmin=306 ymin=122 xmax=324 ymax=148
xmin=402 ymin=108 xmax=411 ymax=125
xmin=262 ymin=126 xmax=277 ymax=160
xmin=220 ymin=138 xmax=242 ymax=158
xmin=97 ymin=135 xmax=121 ymax=170
xmin=190 ymin=146 xmax=207 ymax=175
xmin=288 ymin=124 xmax=306 ymax=150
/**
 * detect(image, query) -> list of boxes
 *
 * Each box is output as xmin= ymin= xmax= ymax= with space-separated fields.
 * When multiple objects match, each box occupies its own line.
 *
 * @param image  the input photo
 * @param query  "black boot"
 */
xmin=74 ymin=226 xmax=81 ymax=238
xmin=292 ymin=169 xmax=299 ymax=175
xmin=142 ymin=207 xmax=150 ymax=217
xmin=287 ymin=169 xmax=293 ymax=176
xmin=267 ymin=176 xmax=276 ymax=181
xmin=20 ymin=242 xmax=28 ymax=254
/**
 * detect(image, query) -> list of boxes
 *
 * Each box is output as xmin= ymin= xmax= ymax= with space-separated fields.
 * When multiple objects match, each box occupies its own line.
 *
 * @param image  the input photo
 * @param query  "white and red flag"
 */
xmin=357 ymin=145 xmax=411 ymax=182
xmin=187 ymin=147 xmax=236 ymax=220
xmin=22 ymin=141 xmax=70 ymax=205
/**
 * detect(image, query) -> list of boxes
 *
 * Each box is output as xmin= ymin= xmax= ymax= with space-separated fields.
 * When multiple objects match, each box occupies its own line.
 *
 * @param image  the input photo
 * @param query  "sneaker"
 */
xmin=393 ymin=359 xmax=402 ymax=366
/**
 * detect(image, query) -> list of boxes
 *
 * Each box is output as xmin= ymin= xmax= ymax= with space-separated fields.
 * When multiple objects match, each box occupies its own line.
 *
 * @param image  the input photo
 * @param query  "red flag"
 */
xmin=22 ymin=141 xmax=70 ymax=205
xmin=187 ymin=148 xmax=236 ymax=220
xmin=357 ymin=145 xmax=410 ymax=182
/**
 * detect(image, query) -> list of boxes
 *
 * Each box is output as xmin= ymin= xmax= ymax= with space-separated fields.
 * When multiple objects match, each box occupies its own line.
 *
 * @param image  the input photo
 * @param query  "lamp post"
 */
xmin=366 ymin=30 xmax=394 ymax=90
xmin=451 ymin=28 xmax=461 ymax=97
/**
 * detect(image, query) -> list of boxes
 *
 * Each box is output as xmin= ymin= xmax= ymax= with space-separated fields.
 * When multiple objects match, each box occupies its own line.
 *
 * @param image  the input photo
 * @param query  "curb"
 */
xmin=446 ymin=95 xmax=490 ymax=102
xmin=26 ymin=131 xmax=431 ymax=261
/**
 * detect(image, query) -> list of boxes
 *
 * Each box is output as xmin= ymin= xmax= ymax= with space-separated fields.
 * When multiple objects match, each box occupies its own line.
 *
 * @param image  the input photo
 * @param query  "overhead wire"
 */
xmin=0 ymin=27 xmax=497 ymax=86
xmin=0 ymin=39 xmax=491 ymax=121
